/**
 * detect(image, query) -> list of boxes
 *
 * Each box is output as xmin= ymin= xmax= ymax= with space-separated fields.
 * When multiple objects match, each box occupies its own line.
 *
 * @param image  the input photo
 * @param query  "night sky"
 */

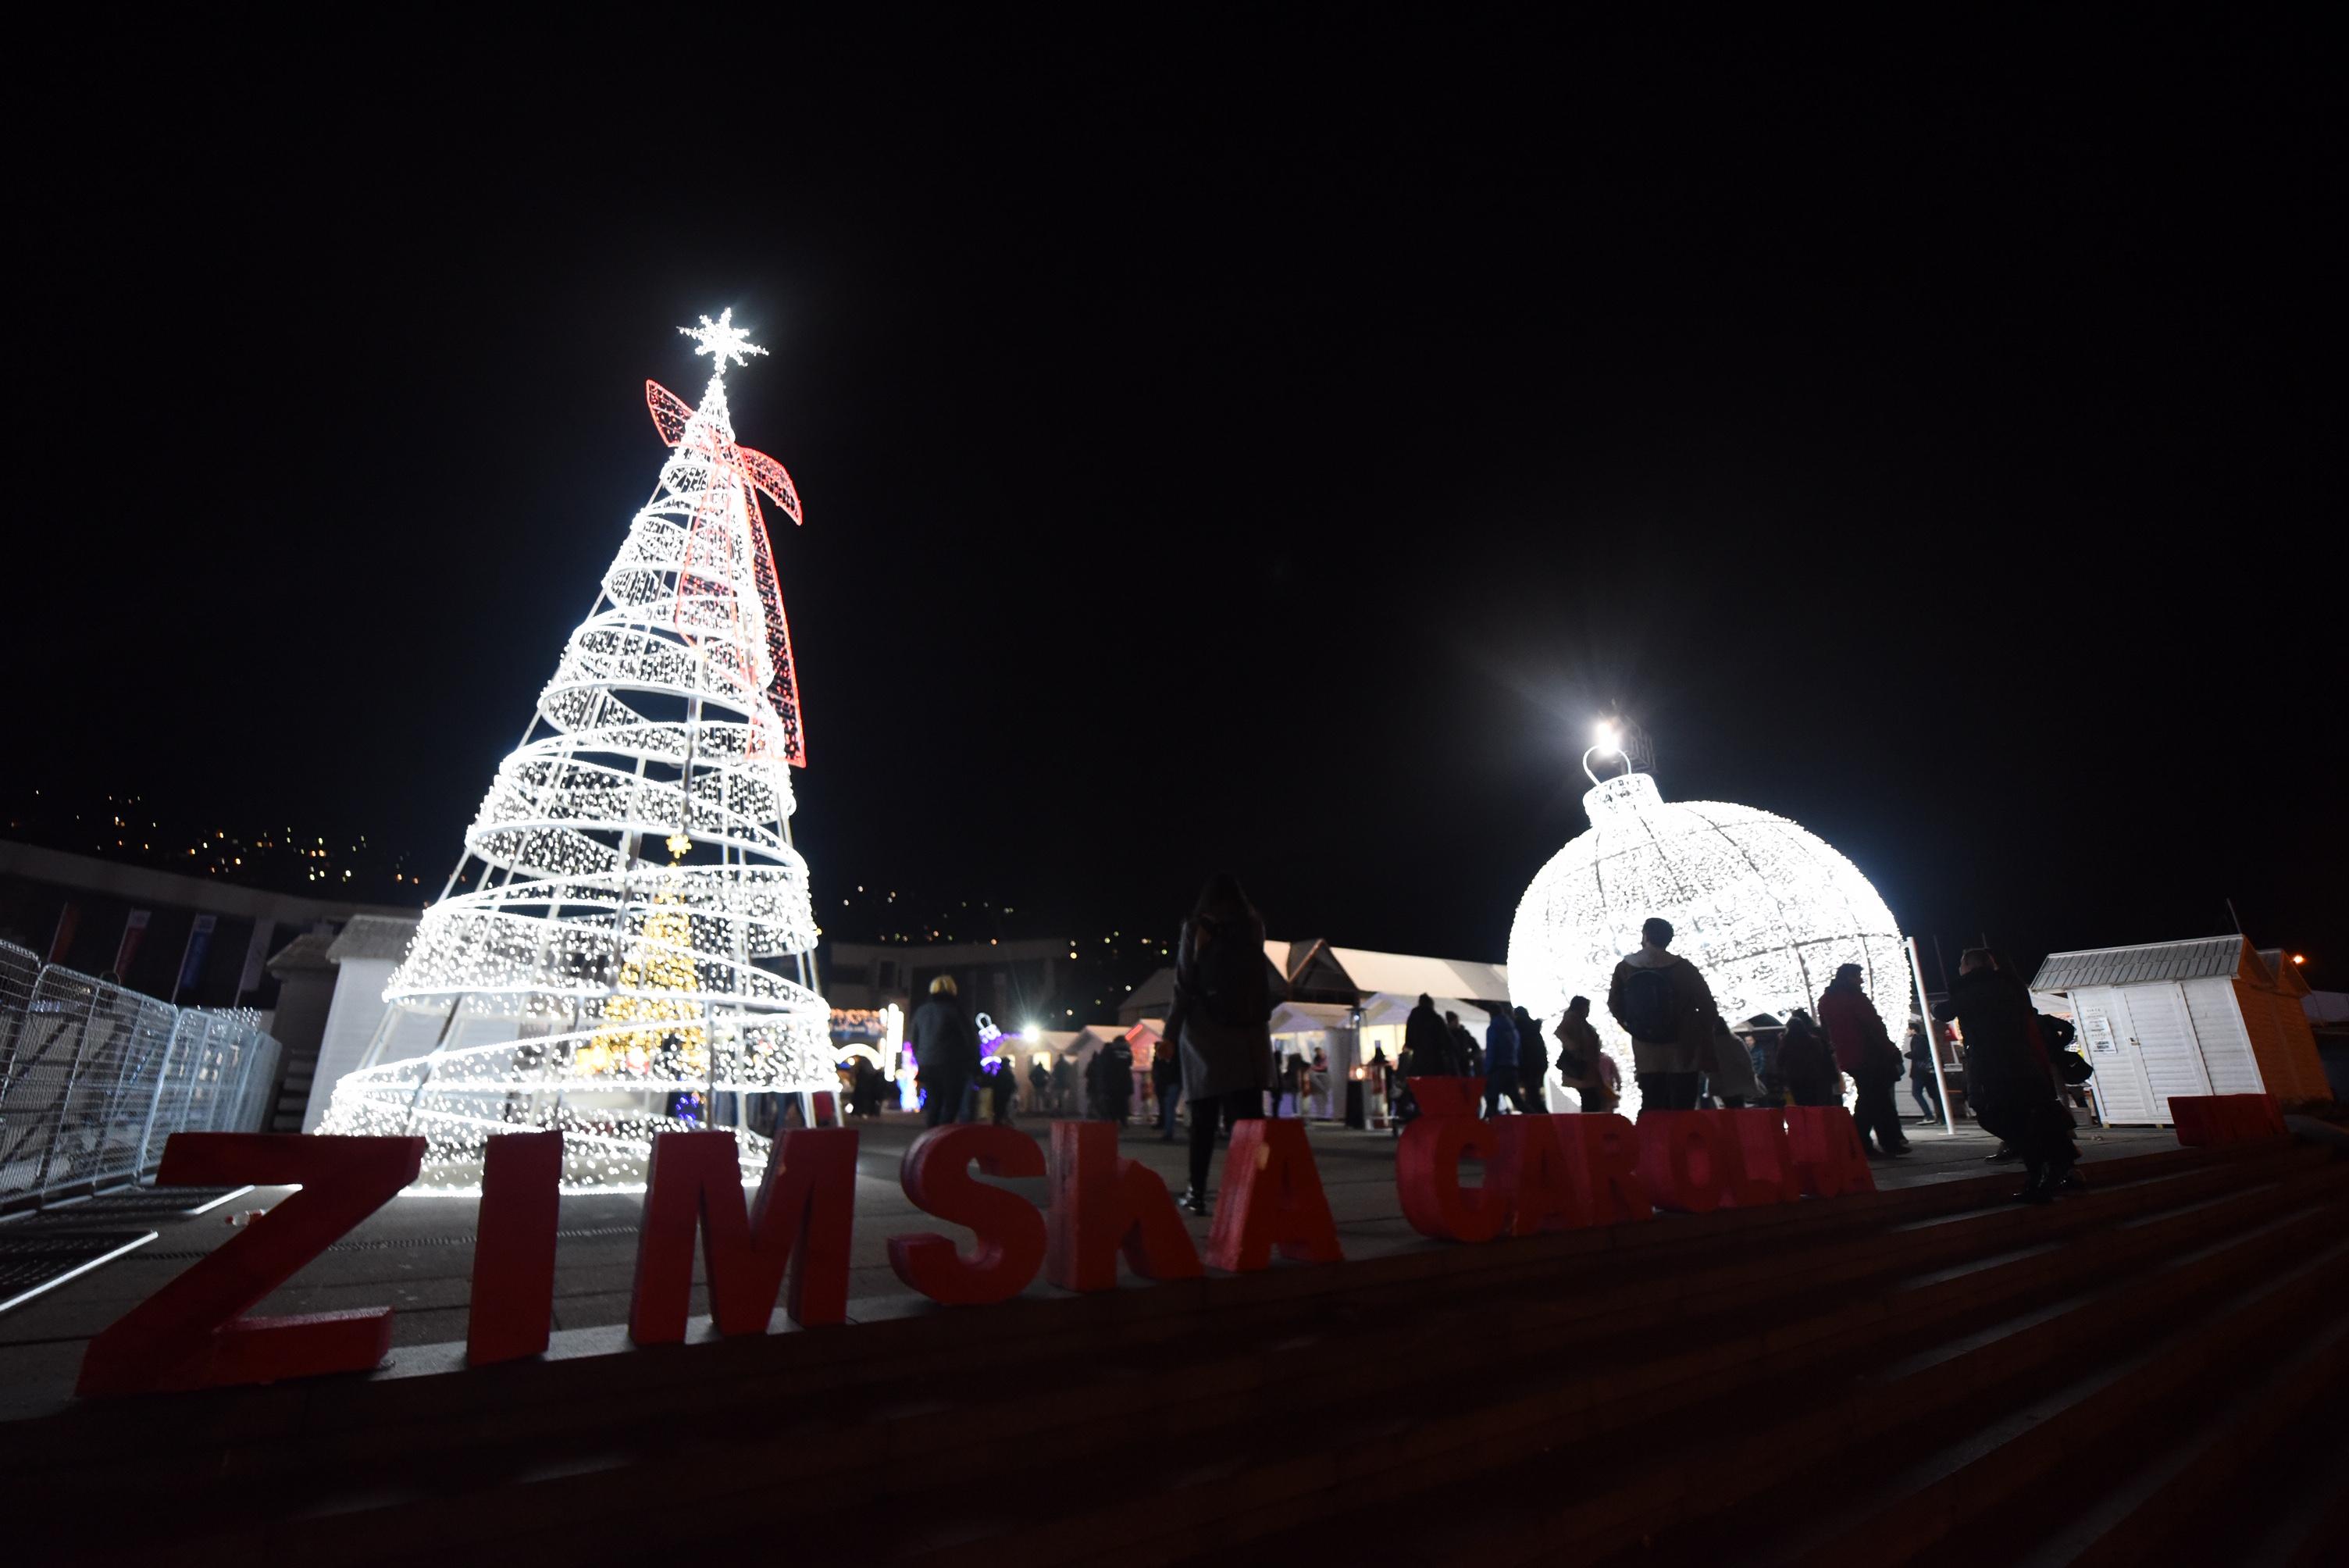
xmin=21 ymin=16 xmax=2340 ymax=986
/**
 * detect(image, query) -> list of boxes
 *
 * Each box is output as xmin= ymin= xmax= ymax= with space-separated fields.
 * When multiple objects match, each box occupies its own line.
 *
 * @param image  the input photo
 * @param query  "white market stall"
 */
xmin=2030 ymin=936 xmax=2329 ymax=1125
xmin=1269 ymin=1000 xmax=1355 ymax=1118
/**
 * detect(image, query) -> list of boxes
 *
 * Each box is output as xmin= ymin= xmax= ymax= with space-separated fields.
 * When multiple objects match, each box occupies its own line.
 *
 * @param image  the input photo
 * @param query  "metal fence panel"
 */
xmin=0 ymin=968 xmax=100 ymax=1203
xmin=180 ymin=1014 xmax=236 ymax=1136
xmin=236 ymin=1037 xmax=281 ymax=1133
xmin=46 ymin=982 xmax=178 ymax=1195
xmin=0 ymin=939 xmax=41 ymax=1094
xmin=143 ymin=1012 xmax=212 ymax=1174
xmin=208 ymin=1022 xmax=256 ymax=1133
xmin=1 ymin=963 xmax=285 ymax=1210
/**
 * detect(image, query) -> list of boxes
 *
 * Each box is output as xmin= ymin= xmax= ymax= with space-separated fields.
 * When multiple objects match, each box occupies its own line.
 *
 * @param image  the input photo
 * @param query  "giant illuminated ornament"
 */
xmin=1507 ymin=725 xmax=1912 ymax=1118
xmin=320 ymin=312 xmax=832 ymax=1190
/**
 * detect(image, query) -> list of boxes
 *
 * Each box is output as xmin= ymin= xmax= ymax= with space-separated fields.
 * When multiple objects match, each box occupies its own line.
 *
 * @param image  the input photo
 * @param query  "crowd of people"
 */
xmin=896 ymin=899 xmax=2094 ymax=1208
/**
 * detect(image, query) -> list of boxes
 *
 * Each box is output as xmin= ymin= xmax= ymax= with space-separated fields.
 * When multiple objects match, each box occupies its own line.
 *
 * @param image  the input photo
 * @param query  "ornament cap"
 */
xmin=1583 ymin=771 xmax=1663 ymax=822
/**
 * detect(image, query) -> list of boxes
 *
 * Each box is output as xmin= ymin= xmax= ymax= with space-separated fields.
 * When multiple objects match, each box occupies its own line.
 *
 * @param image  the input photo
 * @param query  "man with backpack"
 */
xmin=1606 ymin=918 xmax=1719 ymax=1113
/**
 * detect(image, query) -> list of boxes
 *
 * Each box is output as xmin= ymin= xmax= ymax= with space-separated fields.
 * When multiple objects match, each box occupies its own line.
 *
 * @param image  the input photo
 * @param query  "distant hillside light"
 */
xmin=1508 ymin=752 xmax=1912 ymax=1121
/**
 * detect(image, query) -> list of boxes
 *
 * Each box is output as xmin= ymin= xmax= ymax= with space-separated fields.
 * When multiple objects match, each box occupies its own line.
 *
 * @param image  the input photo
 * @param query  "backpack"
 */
xmin=1619 ymin=964 xmax=1680 ymax=1042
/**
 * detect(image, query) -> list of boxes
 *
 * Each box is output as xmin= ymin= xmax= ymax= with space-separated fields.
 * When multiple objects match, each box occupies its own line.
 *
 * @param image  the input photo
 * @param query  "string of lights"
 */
xmin=1509 ymin=754 xmax=1913 ymax=1120
xmin=322 ymin=313 xmax=832 ymax=1190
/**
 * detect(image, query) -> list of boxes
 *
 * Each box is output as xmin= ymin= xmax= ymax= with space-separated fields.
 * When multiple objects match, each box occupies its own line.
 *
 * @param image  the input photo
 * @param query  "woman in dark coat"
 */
xmin=1777 ymin=1010 xmax=1843 ymax=1108
xmin=1934 ymin=950 xmax=2075 ymax=1202
xmin=1162 ymin=871 xmax=1274 ymax=1216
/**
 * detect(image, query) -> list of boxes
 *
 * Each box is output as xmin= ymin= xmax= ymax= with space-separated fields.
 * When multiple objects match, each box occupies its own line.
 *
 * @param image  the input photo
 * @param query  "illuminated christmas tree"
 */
xmin=322 ymin=312 xmax=832 ymax=1189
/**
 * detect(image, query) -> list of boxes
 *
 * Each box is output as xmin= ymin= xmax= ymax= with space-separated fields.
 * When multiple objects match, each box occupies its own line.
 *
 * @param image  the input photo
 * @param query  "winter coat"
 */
xmin=1606 ymin=944 xmax=1717 ymax=1074
xmin=1090 ymin=1043 xmax=1134 ymax=1110
xmin=1515 ymin=1008 xmax=1549 ymax=1087
xmin=1552 ymin=1012 xmax=1603 ymax=1082
xmin=1905 ymin=1028 xmax=1938 ymax=1082
xmin=1403 ymin=1002 xmax=1459 ymax=1075
xmin=1453 ymin=1027 xmax=1481 ymax=1078
xmin=1484 ymin=1010 xmax=1520 ymax=1077
xmin=910 ymin=997 xmax=979 ymax=1078
xmin=1164 ymin=914 xmax=1274 ymax=1103
xmin=1150 ymin=1047 xmax=1181 ymax=1095
xmin=1778 ymin=1020 xmax=1841 ymax=1106
xmin=1934 ymin=967 xmax=2060 ymax=1123
xmin=1706 ymin=1022 xmax=1765 ymax=1100
xmin=1818 ymin=977 xmax=1898 ymax=1077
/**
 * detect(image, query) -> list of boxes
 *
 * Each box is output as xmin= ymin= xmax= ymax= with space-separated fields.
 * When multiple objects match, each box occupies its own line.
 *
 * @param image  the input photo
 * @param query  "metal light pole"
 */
xmin=1909 ymin=936 xmax=1955 ymax=1135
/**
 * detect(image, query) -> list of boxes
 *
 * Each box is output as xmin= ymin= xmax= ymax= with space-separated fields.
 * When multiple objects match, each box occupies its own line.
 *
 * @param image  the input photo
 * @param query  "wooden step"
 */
xmin=33 ymin=1142 xmax=2336 ymax=1566
xmin=787 ymin=1164 xmax=2349 ymax=1562
xmin=1276 ymin=1178 xmax=2349 ymax=1568
xmin=1776 ymin=1245 xmax=2348 ymax=1565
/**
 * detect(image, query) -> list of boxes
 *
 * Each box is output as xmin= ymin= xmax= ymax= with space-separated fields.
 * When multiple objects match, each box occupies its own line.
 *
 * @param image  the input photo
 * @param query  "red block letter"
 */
xmin=77 ymin=1134 xmax=423 ymax=1396
xmin=629 ymin=1128 xmax=858 ymax=1342
xmin=1721 ymin=1110 xmax=1802 ymax=1206
xmin=1044 ymin=1121 xmax=1202 ymax=1292
xmin=888 ymin=1124 xmax=1047 ymax=1305
xmin=1205 ymin=1117 xmax=1343 ymax=1272
xmin=2223 ymin=1094 xmax=2285 ymax=1141
xmin=469 ymin=1131 xmax=562 ymax=1364
xmin=1407 ymin=1074 xmax=1484 ymax=1119
xmin=1554 ymin=1112 xmax=1652 ymax=1225
xmin=1491 ymin=1116 xmax=1589 ymax=1235
xmin=1637 ymin=1112 xmax=1734 ymax=1213
xmin=1783 ymin=1107 xmax=1877 ymax=1197
xmin=1397 ymin=1112 xmax=1506 ymax=1242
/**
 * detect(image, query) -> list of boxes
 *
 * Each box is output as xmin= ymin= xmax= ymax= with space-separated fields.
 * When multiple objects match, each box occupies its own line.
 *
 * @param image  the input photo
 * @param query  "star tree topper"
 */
xmin=680 ymin=308 xmax=768 ymax=373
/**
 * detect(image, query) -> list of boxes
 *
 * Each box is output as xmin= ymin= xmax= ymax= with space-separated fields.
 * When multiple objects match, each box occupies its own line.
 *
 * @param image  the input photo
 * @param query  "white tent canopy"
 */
xmin=1268 ymin=1000 xmax=1355 ymax=1037
xmin=1357 ymin=992 xmax=1488 ymax=1029
xmin=1327 ymin=947 xmax=1508 ymax=1006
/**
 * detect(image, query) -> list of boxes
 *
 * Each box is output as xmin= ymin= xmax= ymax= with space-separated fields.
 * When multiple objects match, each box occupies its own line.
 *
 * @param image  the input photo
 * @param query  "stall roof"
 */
xmin=1359 ymin=992 xmax=1489 ymax=1029
xmin=2031 ymin=935 xmax=2247 ymax=992
xmin=1326 ymin=946 xmax=1509 ymax=1003
xmin=1269 ymin=1000 xmax=1354 ymax=1036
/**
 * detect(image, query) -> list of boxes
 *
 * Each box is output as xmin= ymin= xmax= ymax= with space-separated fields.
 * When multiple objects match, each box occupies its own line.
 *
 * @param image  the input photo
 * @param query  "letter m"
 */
xmin=629 ymin=1128 xmax=857 ymax=1341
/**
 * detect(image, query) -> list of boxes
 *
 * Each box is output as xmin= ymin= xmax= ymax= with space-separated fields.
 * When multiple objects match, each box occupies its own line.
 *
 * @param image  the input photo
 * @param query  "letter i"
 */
xmin=469 ymin=1131 xmax=564 ymax=1364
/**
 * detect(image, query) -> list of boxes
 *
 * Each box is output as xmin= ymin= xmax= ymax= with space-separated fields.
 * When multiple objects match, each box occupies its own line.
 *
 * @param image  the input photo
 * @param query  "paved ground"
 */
xmin=0 ymin=1110 xmax=2176 ymax=1421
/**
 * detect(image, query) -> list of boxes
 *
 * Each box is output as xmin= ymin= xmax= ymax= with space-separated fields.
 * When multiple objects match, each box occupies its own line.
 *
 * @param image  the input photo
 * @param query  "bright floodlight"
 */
xmin=1022 ymin=1025 xmax=1040 ymax=1041
xmin=1592 ymin=720 xmax=1620 ymax=756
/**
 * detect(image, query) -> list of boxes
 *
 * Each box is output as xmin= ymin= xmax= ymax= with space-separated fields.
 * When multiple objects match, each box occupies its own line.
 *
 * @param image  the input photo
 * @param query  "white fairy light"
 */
xmin=1508 ymin=768 xmax=1912 ymax=1119
xmin=320 ymin=314 xmax=829 ymax=1191
xmin=680 ymin=308 xmax=766 ymax=372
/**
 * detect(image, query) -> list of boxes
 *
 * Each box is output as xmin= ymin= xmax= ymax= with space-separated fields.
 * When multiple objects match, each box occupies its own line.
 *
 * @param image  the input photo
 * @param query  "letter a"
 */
xmin=1491 ymin=1116 xmax=1588 ymax=1235
xmin=1783 ymin=1107 xmax=1877 ymax=1198
xmin=1205 ymin=1118 xmax=1342 ymax=1272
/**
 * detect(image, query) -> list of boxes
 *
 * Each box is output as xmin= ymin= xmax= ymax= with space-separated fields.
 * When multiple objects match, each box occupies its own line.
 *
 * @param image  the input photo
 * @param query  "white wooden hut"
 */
xmin=2030 ymin=936 xmax=2329 ymax=1125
